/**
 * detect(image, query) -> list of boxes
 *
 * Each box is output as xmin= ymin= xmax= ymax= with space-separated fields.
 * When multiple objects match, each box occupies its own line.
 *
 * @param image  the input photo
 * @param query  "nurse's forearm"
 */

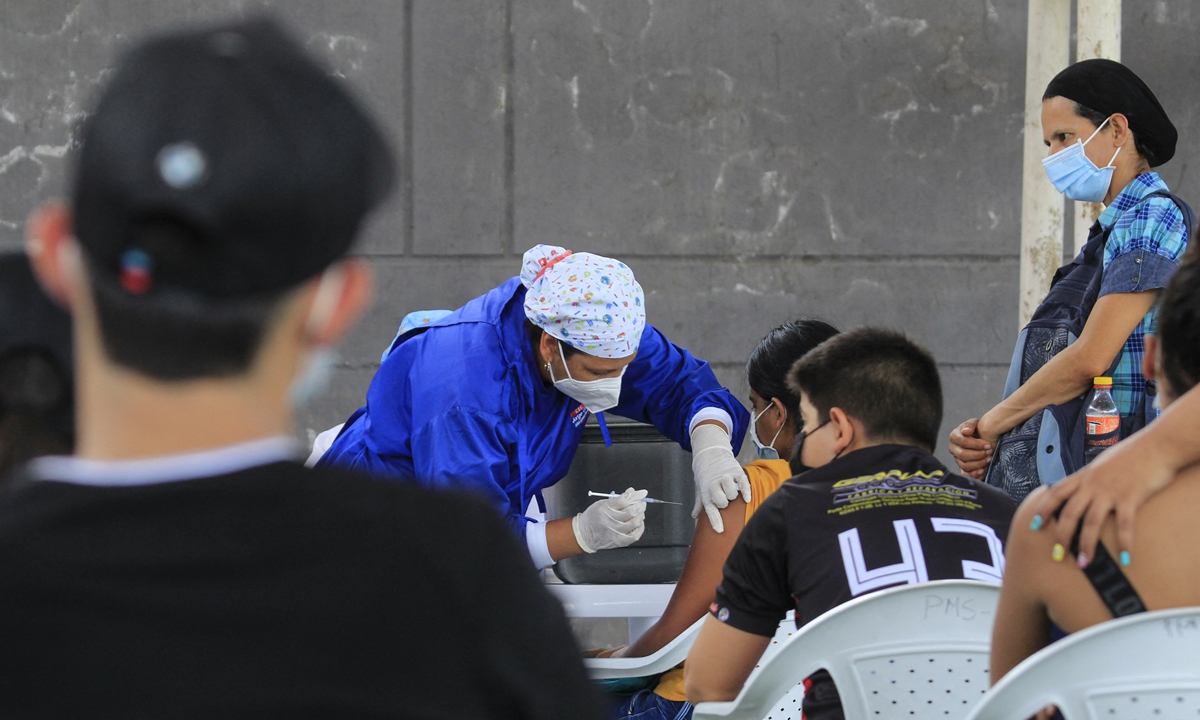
xmin=546 ymin=517 xmax=585 ymax=562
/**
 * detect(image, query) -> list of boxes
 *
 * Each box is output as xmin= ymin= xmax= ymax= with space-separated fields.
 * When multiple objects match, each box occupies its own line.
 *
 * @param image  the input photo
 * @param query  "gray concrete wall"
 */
xmin=2 ymin=1 xmax=1198 ymax=467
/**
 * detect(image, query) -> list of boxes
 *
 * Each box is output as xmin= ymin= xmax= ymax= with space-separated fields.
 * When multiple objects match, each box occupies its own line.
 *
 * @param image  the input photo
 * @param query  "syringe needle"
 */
xmin=587 ymin=490 xmax=682 ymax=505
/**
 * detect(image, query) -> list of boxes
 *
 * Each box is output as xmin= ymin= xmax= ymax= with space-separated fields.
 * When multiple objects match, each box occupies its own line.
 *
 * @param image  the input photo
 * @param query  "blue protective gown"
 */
xmin=318 ymin=277 xmax=749 ymax=543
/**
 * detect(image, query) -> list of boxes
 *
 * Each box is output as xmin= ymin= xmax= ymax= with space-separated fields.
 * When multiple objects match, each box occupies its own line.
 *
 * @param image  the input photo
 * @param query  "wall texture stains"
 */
xmin=1 ymin=1 xmax=1197 ymax=467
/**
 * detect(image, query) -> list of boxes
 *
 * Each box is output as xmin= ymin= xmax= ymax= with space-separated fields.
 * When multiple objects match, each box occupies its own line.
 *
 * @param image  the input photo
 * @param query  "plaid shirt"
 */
xmin=1098 ymin=172 xmax=1189 ymax=416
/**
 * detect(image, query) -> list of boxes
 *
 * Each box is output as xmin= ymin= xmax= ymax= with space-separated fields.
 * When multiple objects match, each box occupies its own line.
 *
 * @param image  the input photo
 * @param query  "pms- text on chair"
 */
xmin=692 ymin=580 xmax=1001 ymax=720
xmin=964 ymin=607 xmax=1200 ymax=720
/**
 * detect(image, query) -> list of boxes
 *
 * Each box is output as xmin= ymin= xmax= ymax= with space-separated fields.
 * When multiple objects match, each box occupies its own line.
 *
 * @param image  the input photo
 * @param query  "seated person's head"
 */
xmin=1148 ymin=257 xmax=1200 ymax=407
xmin=25 ymin=20 xmax=393 ymax=399
xmin=745 ymin=319 xmax=839 ymax=460
xmin=0 ymin=253 xmax=74 ymax=477
xmin=787 ymin=327 xmax=942 ymax=469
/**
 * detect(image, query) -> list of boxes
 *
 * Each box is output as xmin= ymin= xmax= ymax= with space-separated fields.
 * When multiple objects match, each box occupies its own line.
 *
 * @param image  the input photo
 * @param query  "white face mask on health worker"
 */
xmin=750 ymin=404 xmax=785 ymax=461
xmin=289 ymin=267 xmax=345 ymax=408
xmin=1042 ymin=116 xmax=1121 ymax=203
xmin=549 ymin=342 xmax=625 ymax=413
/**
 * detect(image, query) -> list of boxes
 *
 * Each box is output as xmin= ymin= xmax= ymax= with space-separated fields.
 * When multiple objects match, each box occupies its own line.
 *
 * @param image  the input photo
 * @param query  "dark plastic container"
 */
xmin=544 ymin=420 xmax=695 ymax=584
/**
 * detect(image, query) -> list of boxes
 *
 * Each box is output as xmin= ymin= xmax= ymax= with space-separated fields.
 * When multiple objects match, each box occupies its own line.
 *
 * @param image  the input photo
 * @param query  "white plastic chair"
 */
xmin=964 ymin=607 xmax=1200 ymax=720
xmin=585 ymin=610 xmax=799 ymax=682
xmin=692 ymin=580 xmax=1001 ymax=720
xmin=584 ymin=617 xmax=706 ymax=679
xmin=734 ymin=612 xmax=808 ymax=717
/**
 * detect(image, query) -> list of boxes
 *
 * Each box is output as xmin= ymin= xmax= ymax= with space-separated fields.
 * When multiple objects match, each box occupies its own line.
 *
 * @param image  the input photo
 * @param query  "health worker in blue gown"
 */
xmin=318 ymin=245 xmax=751 ymax=568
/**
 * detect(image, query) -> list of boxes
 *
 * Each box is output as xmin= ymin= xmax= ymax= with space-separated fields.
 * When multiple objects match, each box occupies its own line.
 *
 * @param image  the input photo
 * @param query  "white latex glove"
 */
xmin=691 ymin=423 xmax=751 ymax=534
xmin=304 ymin=423 xmax=344 ymax=468
xmin=572 ymin=488 xmax=648 ymax=553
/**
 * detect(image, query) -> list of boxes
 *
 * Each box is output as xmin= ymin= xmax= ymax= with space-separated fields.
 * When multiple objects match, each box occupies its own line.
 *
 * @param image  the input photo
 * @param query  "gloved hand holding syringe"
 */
xmin=588 ymin=490 xmax=682 ymax=505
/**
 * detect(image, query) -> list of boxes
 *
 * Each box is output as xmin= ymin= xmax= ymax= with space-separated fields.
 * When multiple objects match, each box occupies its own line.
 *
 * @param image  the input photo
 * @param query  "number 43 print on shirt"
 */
xmin=837 ymin=517 xmax=1006 ymax=596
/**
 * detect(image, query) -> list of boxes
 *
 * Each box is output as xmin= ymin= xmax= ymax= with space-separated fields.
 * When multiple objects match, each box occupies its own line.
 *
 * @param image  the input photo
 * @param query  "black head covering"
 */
xmin=1044 ymin=59 xmax=1177 ymax=167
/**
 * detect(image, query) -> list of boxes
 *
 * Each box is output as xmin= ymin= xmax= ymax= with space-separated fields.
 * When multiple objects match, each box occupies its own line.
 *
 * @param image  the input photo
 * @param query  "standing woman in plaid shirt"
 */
xmin=949 ymin=59 xmax=1190 ymax=480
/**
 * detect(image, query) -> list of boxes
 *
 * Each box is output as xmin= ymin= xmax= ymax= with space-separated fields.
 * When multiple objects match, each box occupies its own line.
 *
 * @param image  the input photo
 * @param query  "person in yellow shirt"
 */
xmin=595 ymin=319 xmax=839 ymax=720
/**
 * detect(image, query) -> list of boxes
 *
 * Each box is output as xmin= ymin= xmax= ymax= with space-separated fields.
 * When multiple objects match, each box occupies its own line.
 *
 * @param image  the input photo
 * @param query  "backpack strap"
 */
xmin=1154 ymin=190 xmax=1197 ymax=242
xmin=1068 ymin=189 xmax=1191 ymax=268
xmin=1055 ymin=189 xmax=1193 ymax=329
xmin=1060 ymin=508 xmax=1148 ymax=618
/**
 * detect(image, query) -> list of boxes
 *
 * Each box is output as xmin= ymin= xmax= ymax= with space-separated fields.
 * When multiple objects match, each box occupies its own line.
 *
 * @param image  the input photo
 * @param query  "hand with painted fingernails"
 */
xmin=1027 ymin=426 xmax=1176 ymax=569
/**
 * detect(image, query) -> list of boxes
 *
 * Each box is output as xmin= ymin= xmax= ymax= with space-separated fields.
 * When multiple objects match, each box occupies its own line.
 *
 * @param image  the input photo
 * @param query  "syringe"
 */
xmin=587 ymin=490 xmax=683 ymax=505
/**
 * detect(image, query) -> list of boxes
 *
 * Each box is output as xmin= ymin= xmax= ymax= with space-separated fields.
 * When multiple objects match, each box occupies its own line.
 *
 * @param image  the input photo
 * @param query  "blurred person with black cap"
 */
xmin=950 ymin=59 xmax=1192 ymax=495
xmin=0 ymin=17 xmax=602 ymax=719
xmin=0 ymin=252 xmax=73 ymax=477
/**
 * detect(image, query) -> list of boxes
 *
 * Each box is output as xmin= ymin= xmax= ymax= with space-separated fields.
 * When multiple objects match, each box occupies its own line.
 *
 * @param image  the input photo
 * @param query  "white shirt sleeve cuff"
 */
xmin=688 ymin=407 xmax=734 ymax=437
xmin=526 ymin=521 xmax=555 ymax=570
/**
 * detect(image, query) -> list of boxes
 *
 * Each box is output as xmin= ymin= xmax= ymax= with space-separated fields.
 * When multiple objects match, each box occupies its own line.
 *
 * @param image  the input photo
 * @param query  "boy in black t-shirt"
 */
xmin=685 ymin=329 xmax=1016 ymax=719
xmin=1 ymin=19 xmax=602 ymax=719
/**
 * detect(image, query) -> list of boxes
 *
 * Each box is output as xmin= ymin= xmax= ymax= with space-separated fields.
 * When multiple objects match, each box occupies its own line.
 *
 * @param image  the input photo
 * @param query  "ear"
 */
xmin=828 ymin=406 xmax=855 ymax=454
xmin=1143 ymin=334 xmax=1158 ymax=382
xmin=25 ymin=201 xmax=83 ymax=308
xmin=1109 ymin=112 xmax=1132 ymax=150
xmin=299 ymin=258 xmax=373 ymax=347
xmin=770 ymin=397 xmax=791 ymax=429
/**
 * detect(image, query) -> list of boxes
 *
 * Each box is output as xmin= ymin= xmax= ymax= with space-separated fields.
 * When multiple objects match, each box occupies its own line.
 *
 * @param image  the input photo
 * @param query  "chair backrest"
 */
xmin=693 ymin=580 xmax=1000 ymax=720
xmin=735 ymin=613 xmax=808 ymax=719
xmin=586 ymin=610 xmax=800 ymax=683
xmin=964 ymin=607 xmax=1200 ymax=720
xmin=584 ymin=617 xmax=706 ymax=680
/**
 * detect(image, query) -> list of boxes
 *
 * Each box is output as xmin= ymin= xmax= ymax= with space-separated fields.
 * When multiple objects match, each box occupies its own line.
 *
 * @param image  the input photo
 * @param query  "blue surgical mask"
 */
xmin=1041 ymin=116 xmax=1121 ymax=203
xmin=750 ymin=404 xmax=785 ymax=460
xmin=289 ymin=347 xmax=336 ymax=408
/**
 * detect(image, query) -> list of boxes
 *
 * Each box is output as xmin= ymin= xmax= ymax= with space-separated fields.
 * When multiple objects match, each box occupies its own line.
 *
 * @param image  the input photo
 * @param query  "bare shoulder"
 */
xmin=1001 ymin=488 xmax=1065 ymax=596
xmin=1009 ymin=487 xmax=1053 ymax=551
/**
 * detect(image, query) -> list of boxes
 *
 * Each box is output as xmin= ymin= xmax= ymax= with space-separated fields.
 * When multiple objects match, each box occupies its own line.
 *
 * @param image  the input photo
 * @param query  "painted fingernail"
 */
xmin=1076 ymin=552 xmax=1089 ymax=569
xmin=1120 ymin=551 xmax=1131 ymax=567
xmin=1051 ymin=543 xmax=1065 ymax=562
xmin=1030 ymin=515 xmax=1043 ymax=531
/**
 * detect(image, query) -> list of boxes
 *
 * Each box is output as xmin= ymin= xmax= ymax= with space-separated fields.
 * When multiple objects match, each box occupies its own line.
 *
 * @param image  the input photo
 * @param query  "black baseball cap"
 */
xmin=72 ymin=17 xmax=395 ymax=298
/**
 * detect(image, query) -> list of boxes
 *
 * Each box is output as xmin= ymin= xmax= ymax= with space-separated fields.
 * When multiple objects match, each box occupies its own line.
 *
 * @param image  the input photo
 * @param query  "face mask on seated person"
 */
xmin=1042 ymin=116 xmax=1121 ymax=203
xmin=788 ymin=419 xmax=832 ymax=475
xmin=549 ymin=343 xmax=624 ymax=413
xmin=750 ymin=404 xmax=785 ymax=461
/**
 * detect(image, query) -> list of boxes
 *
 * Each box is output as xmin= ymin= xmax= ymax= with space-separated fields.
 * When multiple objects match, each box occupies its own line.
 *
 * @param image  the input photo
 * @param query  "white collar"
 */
xmin=27 ymin=436 xmax=303 ymax=487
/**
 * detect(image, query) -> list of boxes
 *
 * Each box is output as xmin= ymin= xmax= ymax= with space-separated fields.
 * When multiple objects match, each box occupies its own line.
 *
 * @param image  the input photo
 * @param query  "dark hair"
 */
xmin=523 ymin=319 xmax=580 ymax=360
xmin=1156 ymin=258 xmax=1200 ymax=397
xmin=787 ymin=327 xmax=943 ymax=452
xmin=0 ymin=348 xmax=74 ymax=477
xmin=1043 ymin=96 xmax=1154 ymax=165
xmin=746 ymin=319 xmax=840 ymax=421
xmin=90 ymin=264 xmax=287 ymax=381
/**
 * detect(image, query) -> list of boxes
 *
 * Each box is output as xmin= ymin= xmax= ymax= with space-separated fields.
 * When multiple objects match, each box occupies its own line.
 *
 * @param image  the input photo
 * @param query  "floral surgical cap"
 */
xmin=521 ymin=244 xmax=646 ymax=359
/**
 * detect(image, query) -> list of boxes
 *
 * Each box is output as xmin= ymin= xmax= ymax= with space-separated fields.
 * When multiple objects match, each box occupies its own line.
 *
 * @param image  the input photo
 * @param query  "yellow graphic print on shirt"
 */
xmin=828 ymin=469 xmax=981 ymax=516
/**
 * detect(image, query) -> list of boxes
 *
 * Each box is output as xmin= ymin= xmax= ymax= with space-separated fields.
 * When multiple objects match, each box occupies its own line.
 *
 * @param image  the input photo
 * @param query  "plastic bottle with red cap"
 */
xmin=1083 ymin=376 xmax=1119 ymax=465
